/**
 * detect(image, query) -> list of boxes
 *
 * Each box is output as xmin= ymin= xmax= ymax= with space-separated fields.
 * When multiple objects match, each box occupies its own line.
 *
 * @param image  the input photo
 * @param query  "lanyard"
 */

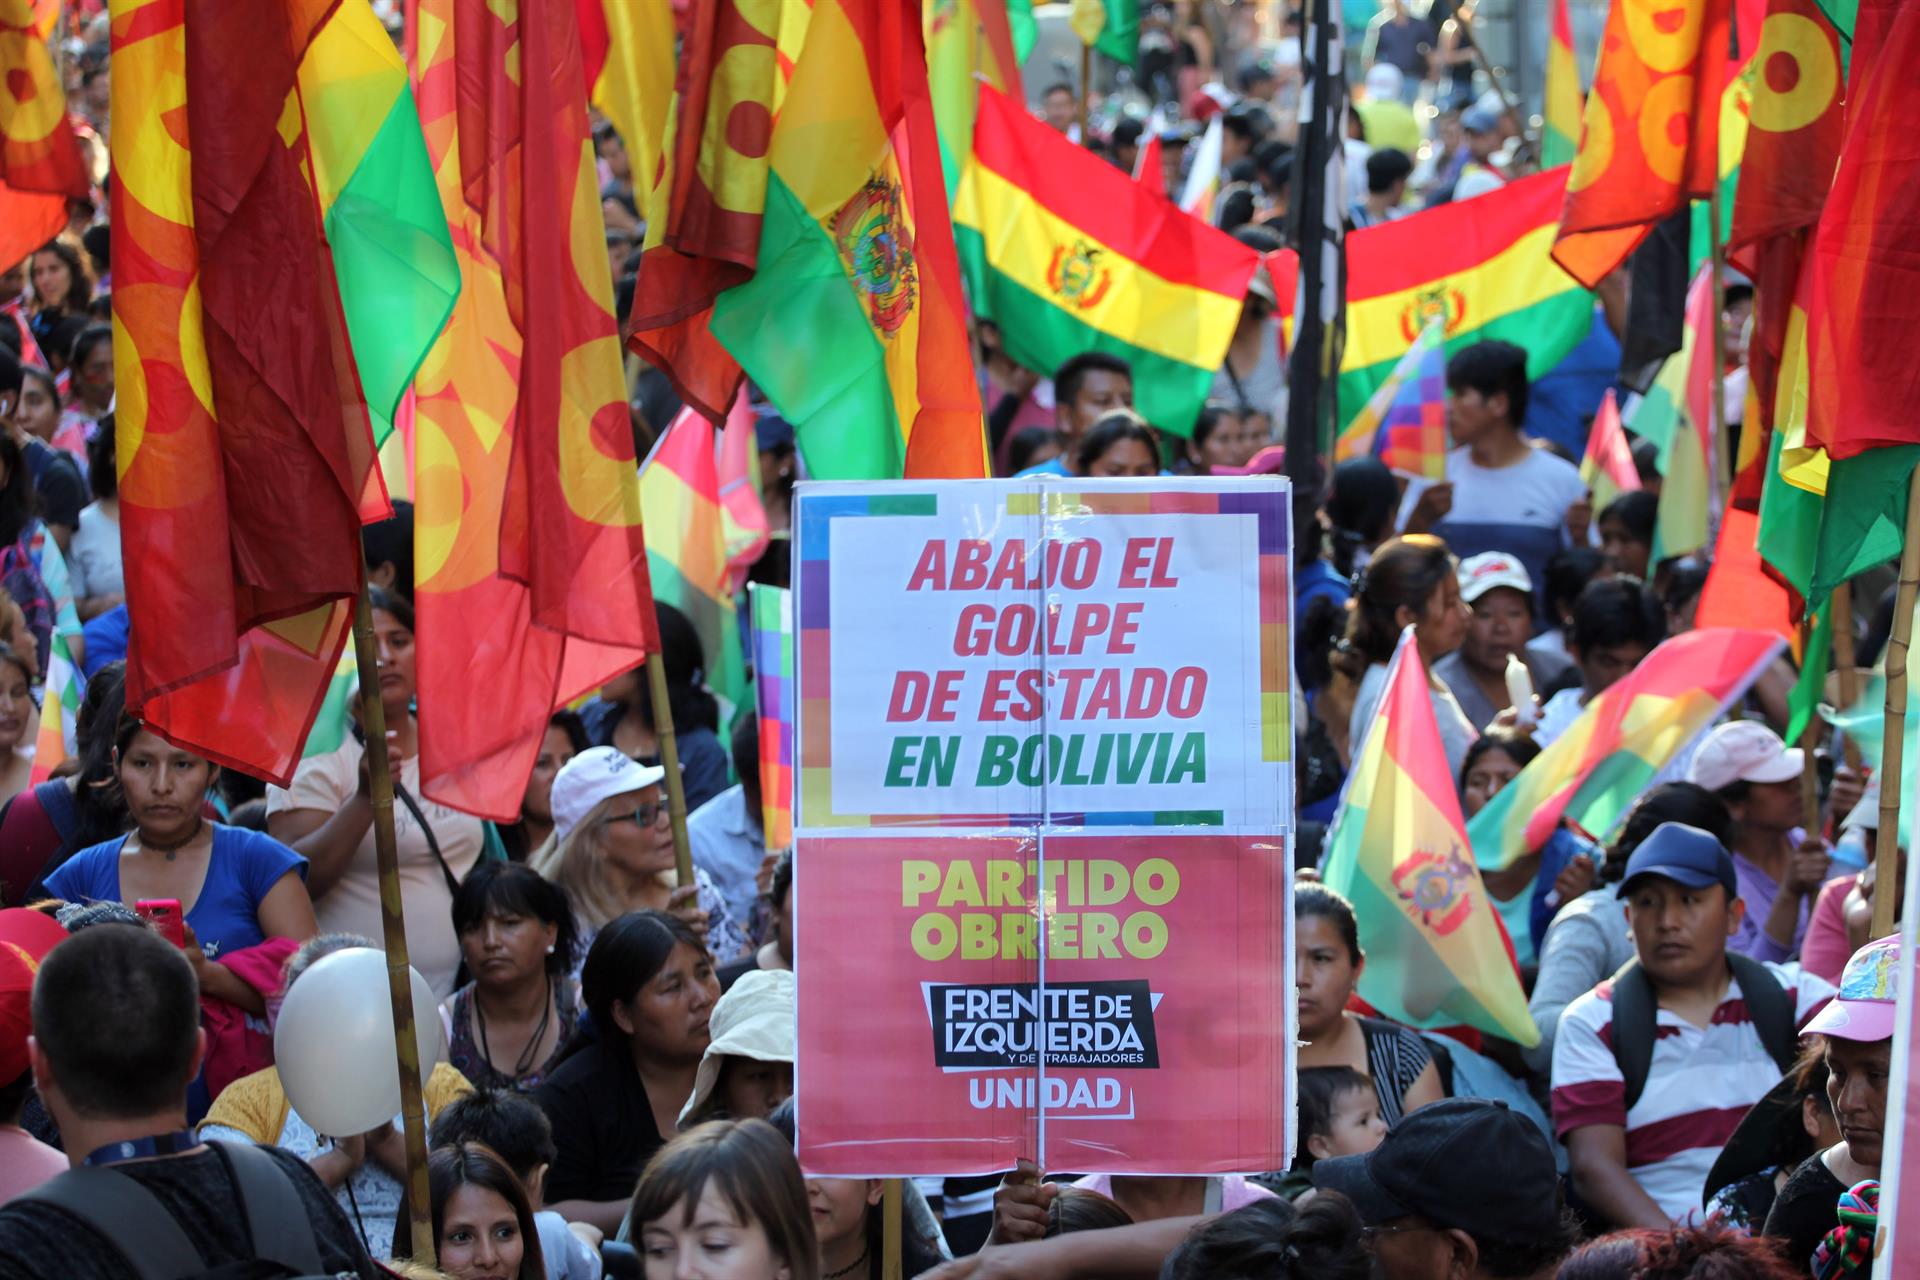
xmin=82 ymin=1130 xmax=201 ymax=1167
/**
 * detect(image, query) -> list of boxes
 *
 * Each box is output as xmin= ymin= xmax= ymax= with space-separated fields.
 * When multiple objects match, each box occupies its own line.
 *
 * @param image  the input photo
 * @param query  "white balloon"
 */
xmin=273 ymin=947 xmax=444 ymax=1138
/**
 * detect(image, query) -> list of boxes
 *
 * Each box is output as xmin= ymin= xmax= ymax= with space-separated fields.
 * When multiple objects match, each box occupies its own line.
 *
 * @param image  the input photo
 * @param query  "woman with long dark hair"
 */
xmin=442 ymin=862 xmax=581 ymax=1093
xmin=534 ymin=910 xmax=719 ymax=1234
xmin=1327 ymin=534 xmax=1474 ymax=772
xmin=0 ymin=643 xmax=30 ymax=807
xmin=0 ymin=431 xmax=57 ymax=674
xmin=498 ymin=710 xmax=586 ymax=861
xmin=268 ymin=586 xmax=486 ymax=998
xmin=27 ymin=236 xmax=92 ymax=347
xmin=0 ymin=659 xmax=132 ymax=905
xmin=578 ymin=603 xmax=729 ymax=812
xmin=423 ymin=1143 xmax=547 ymax=1280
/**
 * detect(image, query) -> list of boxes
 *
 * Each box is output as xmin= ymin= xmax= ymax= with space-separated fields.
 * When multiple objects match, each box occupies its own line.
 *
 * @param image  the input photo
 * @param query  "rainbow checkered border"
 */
xmin=796 ymin=484 xmax=1291 ymax=831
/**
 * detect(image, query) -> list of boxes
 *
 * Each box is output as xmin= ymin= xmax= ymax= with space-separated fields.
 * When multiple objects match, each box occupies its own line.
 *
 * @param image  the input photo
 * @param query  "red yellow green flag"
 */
xmin=1552 ymin=0 xmax=1732 ymax=288
xmin=1542 ymin=0 xmax=1582 ymax=168
xmin=1467 ymin=628 xmax=1786 ymax=869
xmin=1276 ymin=168 xmax=1593 ymax=432
xmin=112 ymin=0 xmax=376 ymax=785
xmin=640 ymin=409 xmax=745 ymax=706
xmin=710 ymin=0 xmax=987 ymax=479
xmin=1803 ymin=0 xmax=1920 ymax=460
xmin=956 ymin=84 xmax=1258 ymax=436
xmin=1579 ymin=389 xmax=1640 ymax=513
xmin=0 ymin=0 xmax=91 ymax=268
xmin=409 ymin=0 xmax=657 ymax=819
xmin=1322 ymin=628 xmax=1536 ymax=1044
xmin=576 ymin=0 xmax=675 ymax=195
xmin=626 ymin=0 xmax=793 ymax=422
xmin=927 ymin=0 xmax=1020 ymax=197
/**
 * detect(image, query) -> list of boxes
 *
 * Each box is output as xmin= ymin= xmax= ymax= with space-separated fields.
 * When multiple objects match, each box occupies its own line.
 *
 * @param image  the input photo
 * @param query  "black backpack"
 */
xmin=15 ymin=1141 xmax=343 ymax=1280
xmin=1607 ymin=952 xmax=1800 ymax=1111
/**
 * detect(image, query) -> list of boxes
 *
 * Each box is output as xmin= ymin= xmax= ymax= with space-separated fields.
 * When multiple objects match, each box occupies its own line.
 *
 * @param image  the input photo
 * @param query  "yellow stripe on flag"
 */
xmin=954 ymin=162 xmax=1243 ymax=370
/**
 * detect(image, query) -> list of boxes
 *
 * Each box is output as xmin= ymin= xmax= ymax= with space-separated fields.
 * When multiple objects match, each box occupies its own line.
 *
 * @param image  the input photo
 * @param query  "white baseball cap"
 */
xmin=678 ymin=968 xmax=796 ymax=1127
xmin=550 ymin=746 xmax=666 ymax=844
xmin=1685 ymin=721 xmax=1803 ymax=793
xmin=1457 ymin=552 xmax=1533 ymax=604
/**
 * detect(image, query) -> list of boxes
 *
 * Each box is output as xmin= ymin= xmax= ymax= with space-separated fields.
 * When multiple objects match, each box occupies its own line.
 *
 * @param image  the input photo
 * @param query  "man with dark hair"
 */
xmin=1219 ymin=101 xmax=1271 ymax=168
xmin=719 ymin=851 xmax=792 ymax=991
xmin=1040 ymin=82 xmax=1078 ymax=138
xmin=687 ymin=710 xmax=769 ymax=927
xmin=1016 ymin=352 xmax=1134 ymax=476
xmin=362 ymin=497 xmax=415 ymax=603
xmin=1534 ymin=574 xmax=1667 ymax=744
xmin=1403 ymin=339 xmax=1588 ymax=616
xmin=1107 ymin=116 xmax=1145 ymax=175
xmin=1350 ymin=147 xmax=1413 ymax=227
xmin=0 ymin=925 xmax=382 ymax=1279
xmin=430 ymin=1087 xmax=603 ymax=1280
xmin=1553 ymin=824 xmax=1833 ymax=1227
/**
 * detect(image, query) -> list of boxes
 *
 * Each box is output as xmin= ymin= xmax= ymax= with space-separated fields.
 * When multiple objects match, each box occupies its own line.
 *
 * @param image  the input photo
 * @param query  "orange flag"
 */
xmin=0 ymin=0 xmax=90 ymax=269
xmin=410 ymin=0 xmax=657 ymax=819
xmin=1552 ymin=0 xmax=1733 ymax=289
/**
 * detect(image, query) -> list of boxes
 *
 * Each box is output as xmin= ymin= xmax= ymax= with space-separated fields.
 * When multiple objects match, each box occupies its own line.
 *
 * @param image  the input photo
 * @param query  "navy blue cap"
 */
xmin=1616 ymin=821 xmax=1738 ymax=899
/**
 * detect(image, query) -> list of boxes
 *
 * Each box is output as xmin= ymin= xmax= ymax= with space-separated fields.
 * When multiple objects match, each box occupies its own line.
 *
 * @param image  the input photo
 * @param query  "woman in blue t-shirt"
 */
xmin=44 ymin=717 xmax=317 ymax=1009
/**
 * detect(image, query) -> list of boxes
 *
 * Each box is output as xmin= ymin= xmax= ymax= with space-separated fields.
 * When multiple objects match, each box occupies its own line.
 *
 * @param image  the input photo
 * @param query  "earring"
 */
xmin=545 ymin=944 xmax=555 ymax=954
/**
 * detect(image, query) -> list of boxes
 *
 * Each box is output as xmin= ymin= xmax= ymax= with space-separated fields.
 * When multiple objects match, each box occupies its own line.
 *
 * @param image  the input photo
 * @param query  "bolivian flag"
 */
xmin=1322 ymin=627 xmax=1536 ymax=1044
xmin=1541 ymin=0 xmax=1581 ymax=167
xmin=1275 ymin=168 xmax=1591 ymax=431
xmin=709 ymin=0 xmax=986 ymax=481
xmin=1466 ymin=628 xmax=1785 ymax=871
xmin=955 ymin=85 xmax=1260 ymax=434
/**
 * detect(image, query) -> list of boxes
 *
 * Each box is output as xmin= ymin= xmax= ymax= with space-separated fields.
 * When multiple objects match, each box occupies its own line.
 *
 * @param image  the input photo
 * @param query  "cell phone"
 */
xmin=137 ymin=899 xmax=187 ymax=949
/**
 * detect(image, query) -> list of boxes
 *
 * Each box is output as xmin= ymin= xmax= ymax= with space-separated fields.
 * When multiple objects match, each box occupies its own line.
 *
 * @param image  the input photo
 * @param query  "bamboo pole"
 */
xmin=1444 ymin=4 xmax=1533 ymax=166
xmin=646 ymin=649 xmax=696 ymax=887
xmin=1706 ymin=183 xmax=1731 ymax=544
xmin=1078 ymin=41 xmax=1092 ymax=147
xmin=1833 ymin=582 xmax=1863 ymax=772
xmin=1872 ymin=467 xmax=1920 ymax=940
xmin=352 ymin=588 xmax=435 ymax=1264
xmin=1800 ymin=615 xmax=1822 ymax=833
xmin=882 ymin=1179 xmax=903 ymax=1280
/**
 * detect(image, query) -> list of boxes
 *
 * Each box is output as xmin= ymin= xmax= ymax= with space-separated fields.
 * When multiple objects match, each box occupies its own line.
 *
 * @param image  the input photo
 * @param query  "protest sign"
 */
xmin=1873 ymin=842 xmax=1920 ymax=1278
xmin=792 ymin=479 xmax=1293 ymax=1176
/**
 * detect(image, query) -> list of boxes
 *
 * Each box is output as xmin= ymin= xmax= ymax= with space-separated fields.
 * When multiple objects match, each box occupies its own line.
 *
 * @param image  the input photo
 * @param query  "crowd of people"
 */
xmin=0 ymin=2 xmax=1906 ymax=1280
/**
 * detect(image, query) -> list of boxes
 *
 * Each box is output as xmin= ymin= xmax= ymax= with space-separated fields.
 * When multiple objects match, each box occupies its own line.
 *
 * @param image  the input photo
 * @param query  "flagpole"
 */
xmin=646 ymin=644 xmax=697 ymax=887
xmin=1707 ymin=181 xmax=1731 ymax=542
xmin=1078 ymin=40 xmax=1092 ymax=146
xmin=882 ymin=1180 xmax=903 ymax=1280
xmin=1799 ymin=614 xmax=1822 ymax=833
xmin=1873 ymin=466 xmax=1920 ymax=940
xmin=1283 ymin=0 xmax=1343 ymax=508
xmin=351 ymin=585 xmax=435 ymax=1265
xmin=1834 ymin=583 xmax=1862 ymax=771
xmin=1444 ymin=5 xmax=1534 ymax=166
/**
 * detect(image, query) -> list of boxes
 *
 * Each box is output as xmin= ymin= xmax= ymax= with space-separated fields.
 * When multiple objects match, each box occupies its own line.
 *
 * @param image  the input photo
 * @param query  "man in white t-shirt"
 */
xmin=1401 ymin=339 xmax=1587 ymax=606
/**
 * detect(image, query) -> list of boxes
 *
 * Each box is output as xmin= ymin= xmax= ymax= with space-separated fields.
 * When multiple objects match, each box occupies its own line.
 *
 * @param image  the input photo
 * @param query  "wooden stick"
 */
xmin=1833 ymin=582 xmax=1863 ymax=772
xmin=1800 ymin=615 xmax=1822 ymax=833
xmin=882 ymin=1179 xmax=903 ymax=1280
xmin=1445 ymin=5 xmax=1533 ymax=166
xmin=646 ymin=649 xmax=696 ymax=887
xmin=352 ymin=588 xmax=435 ymax=1264
xmin=1078 ymin=41 xmax=1092 ymax=147
xmin=1873 ymin=466 xmax=1920 ymax=940
xmin=1706 ymin=181 xmax=1731 ymax=544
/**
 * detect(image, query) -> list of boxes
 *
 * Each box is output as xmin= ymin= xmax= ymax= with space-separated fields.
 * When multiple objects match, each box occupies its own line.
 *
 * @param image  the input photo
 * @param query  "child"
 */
xmin=1261 ymin=1067 xmax=1388 ymax=1200
xmin=427 ymin=1087 xmax=603 ymax=1280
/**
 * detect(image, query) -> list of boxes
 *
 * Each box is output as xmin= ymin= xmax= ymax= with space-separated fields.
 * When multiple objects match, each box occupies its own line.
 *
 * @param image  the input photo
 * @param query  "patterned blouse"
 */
xmin=443 ymin=979 xmax=580 ymax=1093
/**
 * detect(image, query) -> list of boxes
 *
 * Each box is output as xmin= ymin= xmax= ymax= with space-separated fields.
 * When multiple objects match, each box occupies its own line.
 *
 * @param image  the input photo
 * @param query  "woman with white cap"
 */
xmin=678 ymin=968 xmax=796 ymax=1130
xmin=531 ymin=746 xmax=745 ymax=968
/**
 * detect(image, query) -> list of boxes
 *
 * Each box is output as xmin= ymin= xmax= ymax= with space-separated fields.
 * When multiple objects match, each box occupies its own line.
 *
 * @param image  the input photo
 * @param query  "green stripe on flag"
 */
xmin=1337 ymin=291 xmax=1593 ymax=431
xmin=710 ymin=177 xmax=906 ymax=481
xmin=955 ymin=224 xmax=1218 ymax=434
xmin=326 ymin=86 xmax=461 ymax=446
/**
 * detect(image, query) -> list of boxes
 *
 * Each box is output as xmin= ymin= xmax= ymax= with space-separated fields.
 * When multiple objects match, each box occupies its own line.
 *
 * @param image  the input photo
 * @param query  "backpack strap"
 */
xmin=211 ymin=1141 xmax=324 ymax=1276
xmin=13 ymin=1166 xmax=207 ymax=1280
xmin=1607 ymin=958 xmax=1658 ymax=1114
xmin=1727 ymin=952 xmax=1800 ymax=1076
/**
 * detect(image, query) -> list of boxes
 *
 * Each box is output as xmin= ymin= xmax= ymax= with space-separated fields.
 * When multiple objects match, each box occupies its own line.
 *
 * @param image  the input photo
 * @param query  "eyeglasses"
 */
xmin=610 ymin=801 xmax=667 ymax=827
xmin=1360 ymin=1222 xmax=1439 ymax=1251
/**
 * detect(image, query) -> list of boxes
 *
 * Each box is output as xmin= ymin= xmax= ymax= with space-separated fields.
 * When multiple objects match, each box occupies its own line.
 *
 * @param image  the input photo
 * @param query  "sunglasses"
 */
xmin=609 ymin=801 xmax=667 ymax=827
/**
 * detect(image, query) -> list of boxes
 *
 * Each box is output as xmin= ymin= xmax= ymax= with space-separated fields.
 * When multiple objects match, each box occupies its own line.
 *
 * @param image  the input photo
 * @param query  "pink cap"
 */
xmin=1804 ymin=936 xmax=1900 ymax=1043
xmin=1684 ymin=720 xmax=1804 ymax=793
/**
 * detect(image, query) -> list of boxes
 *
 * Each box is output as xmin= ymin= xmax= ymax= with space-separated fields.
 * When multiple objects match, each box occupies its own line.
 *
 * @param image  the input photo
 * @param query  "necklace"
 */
xmin=473 ymin=973 xmax=554 ymax=1082
xmin=824 ymin=1246 xmax=870 ymax=1279
xmin=139 ymin=817 xmax=206 ymax=862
